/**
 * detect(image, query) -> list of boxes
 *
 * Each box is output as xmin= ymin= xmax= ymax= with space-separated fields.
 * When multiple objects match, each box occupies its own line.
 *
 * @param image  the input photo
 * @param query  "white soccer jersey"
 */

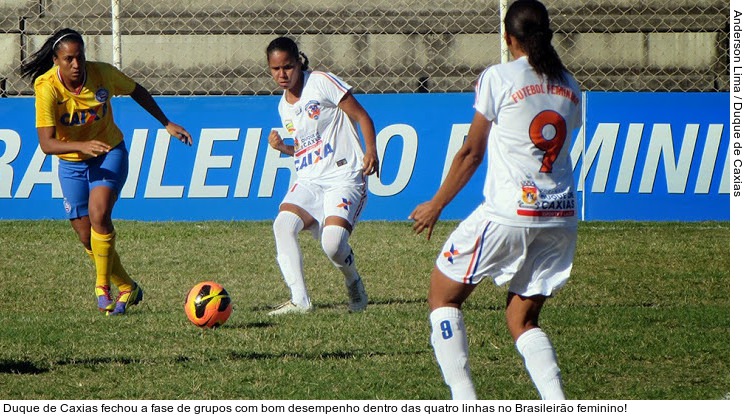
xmin=474 ymin=56 xmax=582 ymax=227
xmin=278 ymin=71 xmax=365 ymax=182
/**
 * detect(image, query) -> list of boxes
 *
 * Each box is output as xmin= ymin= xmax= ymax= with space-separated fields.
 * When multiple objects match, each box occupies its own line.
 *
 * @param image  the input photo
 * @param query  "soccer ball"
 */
xmin=184 ymin=281 xmax=233 ymax=328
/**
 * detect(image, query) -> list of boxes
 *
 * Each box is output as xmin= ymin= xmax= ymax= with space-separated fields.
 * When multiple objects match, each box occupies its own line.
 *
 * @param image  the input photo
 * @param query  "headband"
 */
xmin=52 ymin=33 xmax=81 ymax=49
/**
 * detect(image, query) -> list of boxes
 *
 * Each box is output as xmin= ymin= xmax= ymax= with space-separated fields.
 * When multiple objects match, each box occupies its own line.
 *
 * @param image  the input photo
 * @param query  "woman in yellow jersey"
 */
xmin=20 ymin=28 xmax=193 ymax=315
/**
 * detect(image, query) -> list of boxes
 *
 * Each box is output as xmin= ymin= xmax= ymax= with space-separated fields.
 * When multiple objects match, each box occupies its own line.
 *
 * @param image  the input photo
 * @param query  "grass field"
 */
xmin=0 ymin=220 xmax=730 ymax=400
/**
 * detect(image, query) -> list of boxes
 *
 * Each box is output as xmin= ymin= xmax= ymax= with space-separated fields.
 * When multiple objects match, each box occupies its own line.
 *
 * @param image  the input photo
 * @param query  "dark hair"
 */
xmin=20 ymin=28 xmax=85 ymax=80
xmin=266 ymin=36 xmax=309 ymax=71
xmin=504 ymin=0 xmax=567 ymax=84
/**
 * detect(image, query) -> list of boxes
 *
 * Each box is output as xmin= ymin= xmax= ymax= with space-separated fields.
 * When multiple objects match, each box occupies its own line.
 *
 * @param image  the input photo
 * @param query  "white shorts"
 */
xmin=281 ymin=174 xmax=368 ymax=230
xmin=436 ymin=205 xmax=577 ymax=297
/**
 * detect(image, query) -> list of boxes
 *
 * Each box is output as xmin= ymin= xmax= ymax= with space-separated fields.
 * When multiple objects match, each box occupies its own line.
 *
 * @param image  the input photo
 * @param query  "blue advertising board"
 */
xmin=577 ymin=92 xmax=729 ymax=221
xmin=0 ymin=92 xmax=729 ymax=221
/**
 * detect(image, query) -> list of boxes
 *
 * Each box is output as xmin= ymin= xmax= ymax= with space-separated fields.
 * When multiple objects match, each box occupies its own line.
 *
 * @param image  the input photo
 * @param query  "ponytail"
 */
xmin=298 ymin=51 xmax=310 ymax=71
xmin=504 ymin=0 xmax=567 ymax=84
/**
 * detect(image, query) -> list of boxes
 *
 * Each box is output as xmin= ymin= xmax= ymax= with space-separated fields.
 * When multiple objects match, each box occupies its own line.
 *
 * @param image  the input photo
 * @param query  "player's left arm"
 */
xmin=129 ymin=83 xmax=193 ymax=146
xmin=409 ymin=111 xmax=490 ymax=240
xmin=338 ymin=92 xmax=379 ymax=177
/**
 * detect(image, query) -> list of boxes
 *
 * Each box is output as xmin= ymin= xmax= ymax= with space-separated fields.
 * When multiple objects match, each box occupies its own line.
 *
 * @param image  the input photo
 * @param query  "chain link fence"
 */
xmin=0 ymin=0 xmax=729 ymax=96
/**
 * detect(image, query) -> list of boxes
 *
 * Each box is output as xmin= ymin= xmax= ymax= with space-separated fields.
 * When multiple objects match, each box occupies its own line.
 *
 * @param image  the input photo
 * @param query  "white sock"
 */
xmin=321 ymin=225 xmax=360 ymax=287
xmin=429 ymin=307 xmax=477 ymax=400
xmin=516 ymin=327 xmax=566 ymax=400
xmin=273 ymin=211 xmax=310 ymax=307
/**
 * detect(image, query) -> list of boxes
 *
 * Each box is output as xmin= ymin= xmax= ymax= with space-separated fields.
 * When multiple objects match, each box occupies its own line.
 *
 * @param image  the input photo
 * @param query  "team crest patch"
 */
xmin=95 ymin=87 xmax=109 ymax=103
xmin=521 ymin=180 xmax=539 ymax=205
xmin=63 ymin=198 xmax=72 ymax=214
xmin=305 ymin=101 xmax=321 ymax=120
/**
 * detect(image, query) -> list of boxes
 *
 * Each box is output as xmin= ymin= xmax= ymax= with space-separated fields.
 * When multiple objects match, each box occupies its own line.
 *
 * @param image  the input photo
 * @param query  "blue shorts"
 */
xmin=57 ymin=141 xmax=129 ymax=219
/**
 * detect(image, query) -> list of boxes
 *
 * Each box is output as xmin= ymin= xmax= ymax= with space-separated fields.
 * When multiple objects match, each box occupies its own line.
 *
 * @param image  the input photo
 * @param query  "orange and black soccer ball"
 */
xmin=184 ymin=281 xmax=233 ymax=328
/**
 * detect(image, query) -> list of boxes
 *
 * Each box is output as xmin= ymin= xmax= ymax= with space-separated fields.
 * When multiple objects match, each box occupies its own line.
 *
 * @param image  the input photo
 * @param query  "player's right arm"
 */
xmin=34 ymin=83 xmax=110 ymax=158
xmin=268 ymin=129 xmax=294 ymax=156
xmin=36 ymin=126 xmax=111 ymax=157
xmin=409 ymin=111 xmax=490 ymax=240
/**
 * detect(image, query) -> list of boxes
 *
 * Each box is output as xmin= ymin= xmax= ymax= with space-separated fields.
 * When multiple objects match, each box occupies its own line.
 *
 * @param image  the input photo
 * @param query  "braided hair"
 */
xmin=504 ymin=0 xmax=567 ymax=84
xmin=20 ymin=28 xmax=84 ymax=80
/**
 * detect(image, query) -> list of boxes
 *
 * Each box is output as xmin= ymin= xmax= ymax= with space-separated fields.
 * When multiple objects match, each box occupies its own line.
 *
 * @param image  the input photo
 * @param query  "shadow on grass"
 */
xmin=2 ymin=357 xmax=143 ymax=375
xmin=226 ymin=349 xmax=428 ymax=361
xmin=167 ymin=348 xmax=427 ymax=365
xmin=56 ymin=356 xmax=137 ymax=366
xmin=0 ymin=360 xmax=48 ymax=375
xmin=249 ymin=297 xmax=429 ymax=313
xmin=219 ymin=320 xmax=273 ymax=330
xmin=3 ymin=349 xmax=429 ymax=374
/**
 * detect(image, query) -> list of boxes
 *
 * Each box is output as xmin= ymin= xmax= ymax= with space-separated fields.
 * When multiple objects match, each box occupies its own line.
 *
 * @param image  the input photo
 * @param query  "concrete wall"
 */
xmin=1 ymin=0 xmax=729 ymax=95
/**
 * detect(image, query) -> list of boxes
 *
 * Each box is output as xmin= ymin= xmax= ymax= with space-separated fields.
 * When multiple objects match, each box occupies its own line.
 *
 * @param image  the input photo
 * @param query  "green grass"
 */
xmin=0 ymin=220 xmax=729 ymax=400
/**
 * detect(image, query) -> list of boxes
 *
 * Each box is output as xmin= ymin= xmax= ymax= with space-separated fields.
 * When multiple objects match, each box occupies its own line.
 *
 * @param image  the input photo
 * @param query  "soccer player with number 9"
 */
xmin=409 ymin=0 xmax=582 ymax=400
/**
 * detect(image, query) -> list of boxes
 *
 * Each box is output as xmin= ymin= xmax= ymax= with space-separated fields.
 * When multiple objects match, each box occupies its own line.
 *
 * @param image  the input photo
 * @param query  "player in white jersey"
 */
xmin=410 ymin=0 xmax=582 ymax=400
xmin=265 ymin=36 xmax=379 ymax=316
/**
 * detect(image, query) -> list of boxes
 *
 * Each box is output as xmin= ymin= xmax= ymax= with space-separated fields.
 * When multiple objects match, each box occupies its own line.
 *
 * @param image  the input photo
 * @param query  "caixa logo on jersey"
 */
xmin=59 ymin=102 xmax=108 ymax=126
xmin=295 ymin=143 xmax=335 ymax=171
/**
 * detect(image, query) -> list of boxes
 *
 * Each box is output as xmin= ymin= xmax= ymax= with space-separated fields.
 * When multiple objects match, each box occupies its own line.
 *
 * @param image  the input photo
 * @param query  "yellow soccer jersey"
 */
xmin=34 ymin=61 xmax=136 ymax=161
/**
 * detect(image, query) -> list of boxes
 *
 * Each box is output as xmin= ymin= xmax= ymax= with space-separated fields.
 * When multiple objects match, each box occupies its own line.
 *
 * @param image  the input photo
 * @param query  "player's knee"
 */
xmin=427 ymin=267 xmax=471 ymax=311
xmin=88 ymin=205 xmax=113 ymax=231
xmin=427 ymin=293 xmax=464 ymax=311
xmin=506 ymin=316 xmax=540 ymax=341
xmin=321 ymin=225 xmax=349 ymax=264
xmin=427 ymin=295 xmax=443 ymax=311
xmin=273 ymin=211 xmax=302 ymax=240
xmin=321 ymin=235 xmax=343 ymax=263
